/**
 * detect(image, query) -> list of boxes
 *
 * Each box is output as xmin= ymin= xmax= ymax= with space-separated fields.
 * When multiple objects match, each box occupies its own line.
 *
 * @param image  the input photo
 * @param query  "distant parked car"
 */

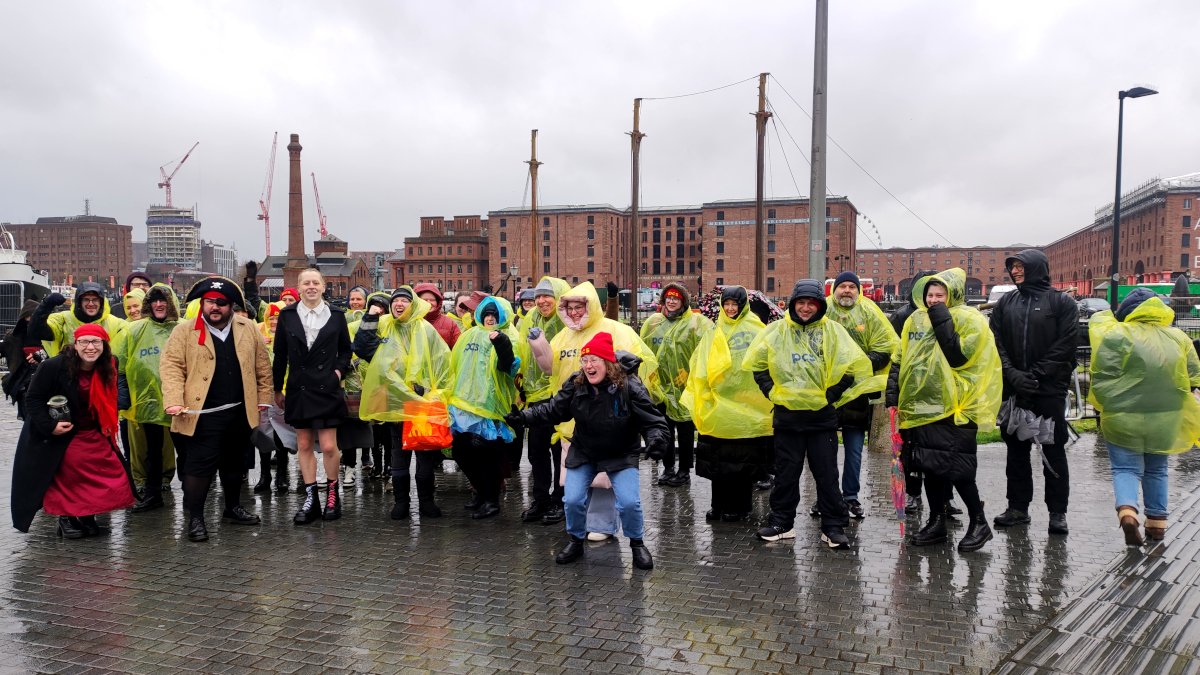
xmin=1077 ymin=297 xmax=1109 ymax=319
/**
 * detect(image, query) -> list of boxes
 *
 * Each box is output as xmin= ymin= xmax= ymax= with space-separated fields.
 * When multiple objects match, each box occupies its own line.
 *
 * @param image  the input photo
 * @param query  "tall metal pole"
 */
xmin=1109 ymin=98 xmax=1126 ymax=312
xmin=527 ymin=129 xmax=542 ymax=292
xmin=754 ymin=73 xmax=771 ymax=292
xmin=809 ymin=0 xmax=829 ymax=281
xmin=629 ymin=99 xmax=645 ymax=314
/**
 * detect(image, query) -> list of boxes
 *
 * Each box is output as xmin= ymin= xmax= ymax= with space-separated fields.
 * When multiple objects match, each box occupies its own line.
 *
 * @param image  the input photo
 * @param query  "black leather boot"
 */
xmin=323 ymin=481 xmax=342 ymax=521
xmin=630 ymin=539 xmax=654 ymax=570
xmin=555 ymin=537 xmax=585 ymax=564
xmin=417 ymin=477 xmax=442 ymax=518
xmin=57 ymin=517 xmax=85 ymax=539
xmin=294 ymin=483 xmax=323 ymax=525
xmin=958 ymin=510 xmax=994 ymax=552
xmin=390 ymin=476 xmax=411 ymax=520
xmin=253 ymin=450 xmax=272 ymax=492
xmin=273 ymin=453 xmax=289 ymax=493
xmin=911 ymin=513 xmax=948 ymax=546
xmin=187 ymin=514 xmax=208 ymax=542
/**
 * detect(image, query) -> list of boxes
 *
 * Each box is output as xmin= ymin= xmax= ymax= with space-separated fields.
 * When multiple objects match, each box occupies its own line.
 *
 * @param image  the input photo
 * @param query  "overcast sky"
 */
xmin=2 ymin=1 xmax=1196 ymax=260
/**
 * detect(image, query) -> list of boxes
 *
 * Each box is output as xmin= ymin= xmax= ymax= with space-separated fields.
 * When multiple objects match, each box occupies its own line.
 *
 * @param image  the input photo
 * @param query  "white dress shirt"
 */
xmin=296 ymin=301 xmax=331 ymax=348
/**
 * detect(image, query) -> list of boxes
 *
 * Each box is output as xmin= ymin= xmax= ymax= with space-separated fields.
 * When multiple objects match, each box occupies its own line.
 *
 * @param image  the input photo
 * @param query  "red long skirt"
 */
xmin=42 ymin=429 xmax=135 ymax=517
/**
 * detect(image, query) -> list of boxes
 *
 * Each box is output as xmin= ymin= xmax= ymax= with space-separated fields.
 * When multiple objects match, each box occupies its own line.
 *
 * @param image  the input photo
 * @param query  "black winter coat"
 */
xmin=695 ymin=434 xmax=773 ymax=480
xmin=521 ymin=353 xmax=669 ymax=474
xmin=989 ymin=249 xmax=1077 ymax=404
xmin=10 ymin=355 xmax=134 ymax=532
xmin=273 ymin=303 xmax=352 ymax=424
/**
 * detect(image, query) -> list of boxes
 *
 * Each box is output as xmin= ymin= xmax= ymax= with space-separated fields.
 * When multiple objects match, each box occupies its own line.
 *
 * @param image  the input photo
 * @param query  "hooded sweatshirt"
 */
xmin=115 ymin=283 xmax=181 ymax=426
xmin=639 ymin=282 xmax=712 ymax=421
xmin=413 ymin=282 xmax=461 ymax=348
xmin=989 ymin=249 xmax=1078 ymax=406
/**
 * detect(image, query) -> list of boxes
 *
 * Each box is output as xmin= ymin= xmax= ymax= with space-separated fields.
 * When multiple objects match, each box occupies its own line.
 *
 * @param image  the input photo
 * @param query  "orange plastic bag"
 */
xmin=401 ymin=400 xmax=453 ymax=451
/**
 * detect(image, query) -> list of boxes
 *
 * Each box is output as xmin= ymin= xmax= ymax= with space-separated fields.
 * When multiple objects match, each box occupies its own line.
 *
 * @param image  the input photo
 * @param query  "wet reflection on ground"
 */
xmin=0 ymin=406 xmax=1195 ymax=673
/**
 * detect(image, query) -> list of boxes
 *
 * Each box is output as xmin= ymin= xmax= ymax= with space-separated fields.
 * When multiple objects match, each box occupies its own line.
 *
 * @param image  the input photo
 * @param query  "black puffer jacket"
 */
xmin=988 ymin=249 xmax=1077 ymax=405
xmin=520 ymin=351 xmax=669 ymax=474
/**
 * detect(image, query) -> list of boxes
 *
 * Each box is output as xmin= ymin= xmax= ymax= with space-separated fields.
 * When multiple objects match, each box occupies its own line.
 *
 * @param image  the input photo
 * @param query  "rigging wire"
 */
xmin=640 ymin=75 xmax=760 ymax=102
xmin=767 ymin=100 xmax=882 ymax=248
xmin=768 ymin=74 xmax=956 ymax=248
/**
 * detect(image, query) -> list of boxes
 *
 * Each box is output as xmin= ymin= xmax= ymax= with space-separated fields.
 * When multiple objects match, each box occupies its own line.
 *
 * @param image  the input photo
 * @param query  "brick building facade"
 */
xmin=486 ymin=197 xmax=858 ymax=299
xmin=1044 ymin=173 xmax=1200 ymax=297
xmin=404 ymin=215 xmax=489 ymax=294
xmin=5 ymin=215 xmax=133 ymax=289
xmin=854 ymin=245 xmax=1025 ymax=299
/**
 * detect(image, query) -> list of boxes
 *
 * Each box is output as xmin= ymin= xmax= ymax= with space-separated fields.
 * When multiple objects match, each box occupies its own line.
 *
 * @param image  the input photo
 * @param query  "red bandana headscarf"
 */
xmin=73 ymin=324 xmax=118 ymax=444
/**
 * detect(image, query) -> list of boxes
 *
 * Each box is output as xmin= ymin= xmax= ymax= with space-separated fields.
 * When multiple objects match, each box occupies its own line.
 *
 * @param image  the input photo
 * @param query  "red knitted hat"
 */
xmin=280 ymin=288 xmax=299 ymax=302
xmin=580 ymin=332 xmax=616 ymax=363
xmin=73 ymin=323 xmax=110 ymax=342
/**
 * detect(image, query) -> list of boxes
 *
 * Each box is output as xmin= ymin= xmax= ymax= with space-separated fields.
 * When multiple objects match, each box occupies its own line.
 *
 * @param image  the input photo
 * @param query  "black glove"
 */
xmin=826 ymin=374 xmax=854 ymax=404
xmin=245 ymin=260 xmax=258 ymax=278
xmin=411 ymin=383 xmax=426 ymax=397
xmin=753 ymin=370 xmax=774 ymax=399
xmin=491 ymin=331 xmax=515 ymax=372
xmin=646 ymin=437 xmax=668 ymax=461
xmin=606 ymin=282 xmax=619 ymax=298
xmin=926 ymin=301 xmax=952 ymax=325
xmin=42 ymin=292 xmax=66 ymax=308
xmin=504 ymin=409 xmax=525 ymax=430
xmin=1010 ymin=370 xmax=1038 ymax=397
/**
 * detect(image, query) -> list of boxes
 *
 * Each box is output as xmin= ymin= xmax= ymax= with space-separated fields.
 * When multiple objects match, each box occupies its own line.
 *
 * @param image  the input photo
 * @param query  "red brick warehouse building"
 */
xmin=854 ymin=245 xmax=1026 ymax=299
xmin=485 ymin=196 xmax=859 ymax=299
xmin=403 ymin=215 xmax=490 ymax=294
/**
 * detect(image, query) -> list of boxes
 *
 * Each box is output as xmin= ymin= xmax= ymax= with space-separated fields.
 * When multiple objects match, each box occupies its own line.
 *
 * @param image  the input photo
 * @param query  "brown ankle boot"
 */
xmin=1145 ymin=517 xmax=1167 ymax=542
xmin=1118 ymin=506 xmax=1142 ymax=546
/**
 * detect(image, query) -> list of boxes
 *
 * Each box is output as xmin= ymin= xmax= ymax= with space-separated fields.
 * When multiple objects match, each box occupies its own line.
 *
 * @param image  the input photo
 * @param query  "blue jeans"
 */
xmin=1107 ymin=442 xmax=1168 ymax=518
xmin=841 ymin=428 xmax=865 ymax=501
xmin=564 ymin=465 xmax=643 ymax=540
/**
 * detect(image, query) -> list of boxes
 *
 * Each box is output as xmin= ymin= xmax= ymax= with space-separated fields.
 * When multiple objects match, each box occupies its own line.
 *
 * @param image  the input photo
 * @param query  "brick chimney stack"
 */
xmin=283 ymin=133 xmax=307 ymax=288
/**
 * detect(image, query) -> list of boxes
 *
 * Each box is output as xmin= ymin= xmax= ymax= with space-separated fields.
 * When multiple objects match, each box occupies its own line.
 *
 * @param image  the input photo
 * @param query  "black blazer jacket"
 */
xmin=273 ymin=303 xmax=352 ymax=423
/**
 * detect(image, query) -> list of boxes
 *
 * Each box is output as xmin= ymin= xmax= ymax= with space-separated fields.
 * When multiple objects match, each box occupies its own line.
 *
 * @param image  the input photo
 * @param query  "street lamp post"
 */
xmin=1109 ymin=86 xmax=1158 ymax=312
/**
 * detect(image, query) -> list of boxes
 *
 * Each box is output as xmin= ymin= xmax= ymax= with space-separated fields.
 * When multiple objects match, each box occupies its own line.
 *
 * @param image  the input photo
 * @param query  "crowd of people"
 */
xmin=7 ymin=248 xmax=1200 ymax=568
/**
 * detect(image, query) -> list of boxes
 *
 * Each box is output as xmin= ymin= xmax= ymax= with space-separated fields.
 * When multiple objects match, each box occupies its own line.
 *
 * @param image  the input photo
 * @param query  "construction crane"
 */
xmin=311 ymin=172 xmax=329 ymax=238
xmin=257 ymin=132 xmax=278 ymax=256
xmin=157 ymin=141 xmax=199 ymax=207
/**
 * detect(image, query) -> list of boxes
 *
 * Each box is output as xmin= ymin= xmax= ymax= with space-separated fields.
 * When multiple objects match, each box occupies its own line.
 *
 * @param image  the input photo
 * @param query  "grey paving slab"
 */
xmin=1 ymin=405 xmax=1198 ymax=673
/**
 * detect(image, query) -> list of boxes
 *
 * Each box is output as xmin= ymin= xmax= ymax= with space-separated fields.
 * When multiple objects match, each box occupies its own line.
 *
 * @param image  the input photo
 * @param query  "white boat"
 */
xmin=0 ymin=225 xmax=50 ymax=334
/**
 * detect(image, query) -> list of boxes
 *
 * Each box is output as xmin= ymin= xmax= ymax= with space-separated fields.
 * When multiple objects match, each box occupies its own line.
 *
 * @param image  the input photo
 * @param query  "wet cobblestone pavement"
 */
xmin=2 ymin=403 xmax=1199 ymax=674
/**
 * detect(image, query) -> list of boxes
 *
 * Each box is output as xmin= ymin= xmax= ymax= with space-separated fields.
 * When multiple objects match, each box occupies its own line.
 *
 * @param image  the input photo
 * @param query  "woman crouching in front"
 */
xmin=508 ymin=332 xmax=668 ymax=570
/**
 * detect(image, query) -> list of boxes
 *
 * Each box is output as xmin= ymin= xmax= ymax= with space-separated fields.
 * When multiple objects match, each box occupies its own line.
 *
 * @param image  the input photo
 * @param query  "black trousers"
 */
xmin=769 ymin=429 xmax=848 ymax=531
xmin=1002 ymin=431 xmax=1070 ymax=513
xmin=925 ymin=474 xmax=983 ymax=519
xmin=389 ymin=423 xmax=441 ymax=497
xmin=453 ymin=433 xmax=505 ymax=504
xmin=711 ymin=476 xmax=753 ymax=515
xmin=658 ymin=404 xmax=696 ymax=472
xmin=171 ymin=410 xmax=249 ymax=514
xmin=527 ymin=421 xmax=563 ymax=506
xmin=141 ymin=423 xmax=174 ymax=501
xmin=899 ymin=430 xmax=923 ymax=498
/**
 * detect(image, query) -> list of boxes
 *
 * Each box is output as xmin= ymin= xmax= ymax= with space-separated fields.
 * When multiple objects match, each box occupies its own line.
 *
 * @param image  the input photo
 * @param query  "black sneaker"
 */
xmin=555 ymin=538 xmax=585 ymax=564
xmin=847 ymin=500 xmax=865 ymax=519
xmin=657 ymin=467 xmax=677 ymax=486
xmin=1048 ymin=512 xmax=1069 ymax=535
xmin=821 ymin=527 xmax=850 ymax=550
xmin=665 ymin=470 xmax=690 ymax=487
xmin=221 ymin=506 xmax=261 ymax=525
xmin=809 ymin=503 xmax=821 ymax=518
xmin=993 ymin=508 xmax=1031 ymax=528
xmin=521 ymin=504 xmax=548 ymax=523
xmin=756 ymin=525 xmax=795 ymax=542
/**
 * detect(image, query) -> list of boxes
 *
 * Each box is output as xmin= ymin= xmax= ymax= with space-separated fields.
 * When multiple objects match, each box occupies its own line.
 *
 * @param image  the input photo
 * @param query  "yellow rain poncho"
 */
xmin=826 ymin=293 xmax=898 ymax=377
xmin=42 ymin=291 xmax=127 ymax=356
xmin=519 ymin=276 xmax=571 ymax=404
xmin=358 ymin=293 xmax=453 ymax=423
xmin=549 ymin=282 xmax=658 ymax=440
xmin=682 ymin=293 xmax=773 ymax=439
xmin=892 ymin=268 xmax=1002 ymax=430
xmin=640 ymin=297 xmax=712 ymax=422
xmin=742 ymin=299 xmax=876 ymax=411
xmin=446 ymin=296 xmax=521 ymax=437
xmin=1088 ymin=297 xmax=1200 ymax=454
xmin=114 ymin=284 xmax=180 ymax=426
